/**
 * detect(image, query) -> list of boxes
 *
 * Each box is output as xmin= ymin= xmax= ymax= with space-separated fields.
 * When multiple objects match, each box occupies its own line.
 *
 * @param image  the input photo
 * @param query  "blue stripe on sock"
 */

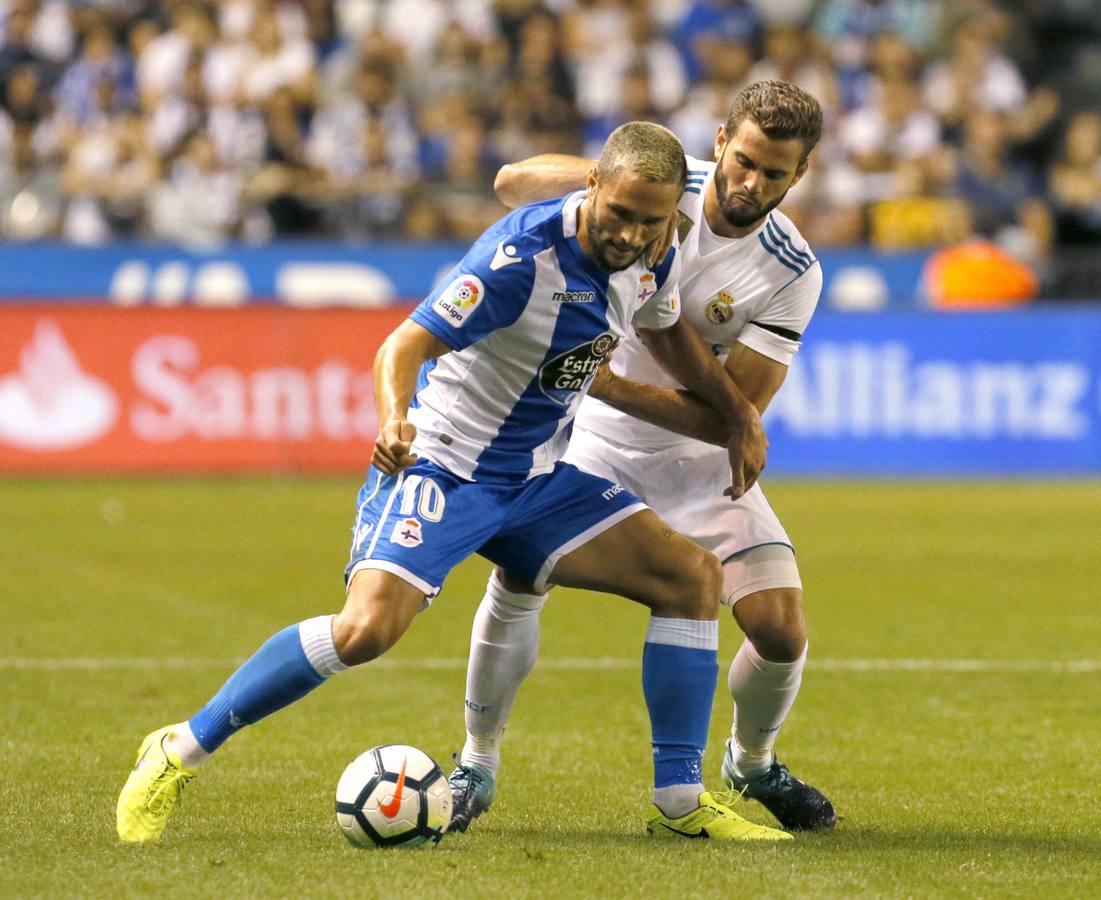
xmin=189 ymin=623 xmax=327 ymax=752
xmin=642 ymin=641 xmax=718 ymax=788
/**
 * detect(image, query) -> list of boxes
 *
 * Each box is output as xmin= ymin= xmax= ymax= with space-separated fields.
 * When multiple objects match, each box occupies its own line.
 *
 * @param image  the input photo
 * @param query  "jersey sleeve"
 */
xmin=737 ymin=261 xmax=822 ymax=366
xmin=409 ymin=230 xmax=539 ymax=351
xmin=630 ymin=244 xmax=682 ymax=331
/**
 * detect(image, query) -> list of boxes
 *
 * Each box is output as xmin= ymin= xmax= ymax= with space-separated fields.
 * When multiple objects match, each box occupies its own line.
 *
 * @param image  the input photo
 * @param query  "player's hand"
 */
xmin=588 ymin=353 xmax=619 ymax=401
xmin=645 ymin=212 xmax=678 ymax=267
xmin=723 ymin=405 xmax=768 ymax=500
xmin=373 ymin=418 xmax=419 ymax=475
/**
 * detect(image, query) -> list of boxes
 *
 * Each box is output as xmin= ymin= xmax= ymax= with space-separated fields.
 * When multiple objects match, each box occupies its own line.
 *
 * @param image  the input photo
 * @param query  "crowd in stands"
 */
xmin=0 ymin=0 xmax=1098 ymax=292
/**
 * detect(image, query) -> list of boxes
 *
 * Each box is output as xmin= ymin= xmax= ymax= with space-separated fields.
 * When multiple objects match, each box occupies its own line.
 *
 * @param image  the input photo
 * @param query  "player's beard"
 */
xmin=584 ymin=207 xmax=645 ymax=272
xmin=713 ymin=147 xmax=790 ymax=229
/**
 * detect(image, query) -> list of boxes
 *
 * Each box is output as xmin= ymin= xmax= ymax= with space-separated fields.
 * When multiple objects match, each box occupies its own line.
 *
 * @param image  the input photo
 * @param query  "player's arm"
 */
xmin=590 ymin=344 xmax=787 ymax=443
xmin=636 ymin=317 xmax=767 ymax=499
xmin=372 ymin=319 xmax=450 ymax=474
xmin=494 ymin=154 xmax=593 ymax=208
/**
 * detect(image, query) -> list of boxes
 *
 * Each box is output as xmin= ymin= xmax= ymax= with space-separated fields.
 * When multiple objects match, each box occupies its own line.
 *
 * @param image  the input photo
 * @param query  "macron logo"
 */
xmin=490 ymin=241 xmax=523 ymax=271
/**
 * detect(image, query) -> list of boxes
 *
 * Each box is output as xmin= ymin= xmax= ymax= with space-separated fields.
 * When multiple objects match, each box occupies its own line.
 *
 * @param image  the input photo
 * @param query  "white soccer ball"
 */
xmin=335 ymin=745 xmax=452 ymax=848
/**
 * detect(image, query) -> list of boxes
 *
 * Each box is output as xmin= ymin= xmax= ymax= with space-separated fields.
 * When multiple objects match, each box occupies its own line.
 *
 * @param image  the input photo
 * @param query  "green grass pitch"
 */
xmin=3 ymin=477 xmax=1100 ymax=898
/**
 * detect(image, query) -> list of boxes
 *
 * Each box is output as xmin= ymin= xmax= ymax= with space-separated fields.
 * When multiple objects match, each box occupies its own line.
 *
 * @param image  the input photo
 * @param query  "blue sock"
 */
xmin=189 ymin=624 xmax=327 ymax=753
xmin=641 ymin=618 xmax=719 ymax=789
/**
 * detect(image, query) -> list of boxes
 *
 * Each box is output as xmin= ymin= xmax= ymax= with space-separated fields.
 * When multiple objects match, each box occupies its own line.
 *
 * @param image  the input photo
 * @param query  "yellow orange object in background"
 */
xmin=922 ymin=240 xmax=1038 ymax=309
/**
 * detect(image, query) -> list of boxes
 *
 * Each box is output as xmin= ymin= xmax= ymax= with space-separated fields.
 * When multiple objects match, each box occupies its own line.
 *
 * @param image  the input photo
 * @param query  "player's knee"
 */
xmin=738 ymin=590 xmax=806 ymax=662
xmin=332 ymin=610 xmax=399 ymax=666
xmin=332 ymin=592 xmax=413 ymax=666
xmin=662 ymin=548 xmax=722 ymax=620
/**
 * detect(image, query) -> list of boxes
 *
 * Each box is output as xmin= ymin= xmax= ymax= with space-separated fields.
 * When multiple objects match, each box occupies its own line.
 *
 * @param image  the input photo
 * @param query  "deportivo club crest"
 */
xmin=705 ymin=292 xmax=735 ymax=324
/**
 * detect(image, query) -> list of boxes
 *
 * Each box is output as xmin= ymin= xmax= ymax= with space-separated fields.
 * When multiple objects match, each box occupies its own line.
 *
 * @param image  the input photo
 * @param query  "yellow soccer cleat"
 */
xmin=646 ymin=790 xmax=794 ymax=842
xmin=116 ymin=724 xmax=197 ymax=843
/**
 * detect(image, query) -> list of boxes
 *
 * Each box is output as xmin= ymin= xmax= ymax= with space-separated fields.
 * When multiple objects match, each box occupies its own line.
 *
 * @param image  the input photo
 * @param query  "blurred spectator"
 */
xmin=952 ymin=108 xmax=1053 ymax=266
xmin=568 ymin=2 xmax=687 ymax=132
xmin=1049 ymin=111 xmax=1101 ymax=247
xmin=674 ymin=0 xmax=763 ymax=82
xmin=0 ymin=120 xmax=62 ymax=238
xmin=814 ymin=0 xmax=938 ymax=108
xmin=62 ymin=110 xmax=159 ymax=243
xmin=243 ymin=86 xmax=324 ymax=236
xmin=148 ymin=130 xmax=241 ymax=245
xmin=0 ymin=1 xmax=53 ymax=94
xmin=922 ymin=13 xmax=1026 ymax=137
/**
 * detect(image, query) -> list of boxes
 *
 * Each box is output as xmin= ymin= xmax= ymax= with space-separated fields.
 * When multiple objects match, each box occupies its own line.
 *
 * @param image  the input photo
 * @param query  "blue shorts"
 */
xmin=344 ymin=458 xmax=646 ymax=598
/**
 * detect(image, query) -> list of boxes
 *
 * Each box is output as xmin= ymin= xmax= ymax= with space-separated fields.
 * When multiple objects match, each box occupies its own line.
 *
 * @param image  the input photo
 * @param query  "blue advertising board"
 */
xmin=0 ymin=240 xmax=929 ymax=308
xmin=765 ymin=309 xmax=1101 ymax=475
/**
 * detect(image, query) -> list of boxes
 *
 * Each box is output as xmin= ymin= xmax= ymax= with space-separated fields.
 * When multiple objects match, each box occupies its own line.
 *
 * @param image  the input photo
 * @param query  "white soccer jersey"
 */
xmin=408 ymin=191 xmax=681 ymax=482
xmin=575 ymin=154 xmax=821 ymax=451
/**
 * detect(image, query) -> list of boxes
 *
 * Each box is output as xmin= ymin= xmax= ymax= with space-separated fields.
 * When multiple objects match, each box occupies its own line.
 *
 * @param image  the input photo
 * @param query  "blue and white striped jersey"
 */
xmin=407 ymin=191 xmax=681 ymax=483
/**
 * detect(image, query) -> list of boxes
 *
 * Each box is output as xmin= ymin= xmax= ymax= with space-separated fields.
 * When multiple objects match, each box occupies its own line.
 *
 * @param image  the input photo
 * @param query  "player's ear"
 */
xmin=792 ymin=154 xmax=811 ymax=187
xmin=586 ymin=166 xmax=598 ymax=199
xmin=713 ymin=125 xmax=728 ymax=162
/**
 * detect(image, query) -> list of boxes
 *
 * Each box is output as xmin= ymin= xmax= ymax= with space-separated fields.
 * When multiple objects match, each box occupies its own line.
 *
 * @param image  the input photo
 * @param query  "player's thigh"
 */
xmin=335 ymin=568 xmax=428 ymax=665
xmin=550 ymin=506 xmax=722 ymax=619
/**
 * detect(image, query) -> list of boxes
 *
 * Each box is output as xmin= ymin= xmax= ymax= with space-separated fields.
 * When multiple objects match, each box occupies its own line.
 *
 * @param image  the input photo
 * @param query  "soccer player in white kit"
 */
xmin=451 ymin=82 xmax=836 ymax=833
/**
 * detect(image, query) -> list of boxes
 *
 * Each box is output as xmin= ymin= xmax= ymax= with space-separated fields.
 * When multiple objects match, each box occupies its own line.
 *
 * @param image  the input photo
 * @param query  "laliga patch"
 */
xmin=538 ymin=331 xmax=616 ymax=406
xmin=433 ymin=274 xmax=485 ymax=327
xmin=390 ymin=517 xmax=423 ymax=548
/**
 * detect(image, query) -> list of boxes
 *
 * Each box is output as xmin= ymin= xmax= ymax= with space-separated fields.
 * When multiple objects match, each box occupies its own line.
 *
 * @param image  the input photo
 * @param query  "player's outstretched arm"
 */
xmin=493 ymin=154 xmax=594 ymax=209
xmin=638 ymin=319 xmax=767 ymax=499
xmin=372 ymin=319 xmax=450 ymax=474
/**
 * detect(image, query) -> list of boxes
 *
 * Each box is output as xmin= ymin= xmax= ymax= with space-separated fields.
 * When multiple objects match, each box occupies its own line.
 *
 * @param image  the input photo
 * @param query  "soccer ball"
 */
xmin=335 ymin=745 xmax=452 ymax=848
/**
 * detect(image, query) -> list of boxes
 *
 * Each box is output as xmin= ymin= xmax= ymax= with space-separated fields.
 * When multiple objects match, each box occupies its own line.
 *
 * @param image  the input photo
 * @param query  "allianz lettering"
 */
xmin=767 ymin=341 xmax=1091 ymax=440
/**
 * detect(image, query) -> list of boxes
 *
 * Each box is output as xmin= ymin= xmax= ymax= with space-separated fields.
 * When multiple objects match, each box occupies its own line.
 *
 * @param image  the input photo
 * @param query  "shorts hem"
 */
xmin=347 ymin=559 xmax=440 ymax=600
xmin=533 ymin=501 xmax=647 ymax=592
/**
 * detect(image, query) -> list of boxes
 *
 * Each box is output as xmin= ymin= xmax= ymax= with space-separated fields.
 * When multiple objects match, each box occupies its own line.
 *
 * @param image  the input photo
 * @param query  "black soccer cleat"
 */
xmin=446 ymin=755 xmax=496 ymax=833
xmin=722 ymin=739 xmax=837 ymax=832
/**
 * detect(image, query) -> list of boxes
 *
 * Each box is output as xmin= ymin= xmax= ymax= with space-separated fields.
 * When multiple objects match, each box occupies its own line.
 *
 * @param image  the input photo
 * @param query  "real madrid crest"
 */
xmin=705 ymin=292 xmax=734 ymax=324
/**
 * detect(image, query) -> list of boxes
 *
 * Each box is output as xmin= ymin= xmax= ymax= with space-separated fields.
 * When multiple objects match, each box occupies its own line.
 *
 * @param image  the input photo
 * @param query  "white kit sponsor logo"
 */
xmin=432 ymin=275 xmax=485 ymax=327
xmin=0 ymin=321 xmax=118 ymax=450
xmin=389 ymin=517 xmax=423 ymax=548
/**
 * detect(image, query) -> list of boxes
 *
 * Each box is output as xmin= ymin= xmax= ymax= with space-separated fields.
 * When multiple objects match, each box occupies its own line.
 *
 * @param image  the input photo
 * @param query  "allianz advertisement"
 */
xmin=764 ymin=309 xmax=1101 ymax=476
xmin=0 ymin=305 xmax=1098 ymax=475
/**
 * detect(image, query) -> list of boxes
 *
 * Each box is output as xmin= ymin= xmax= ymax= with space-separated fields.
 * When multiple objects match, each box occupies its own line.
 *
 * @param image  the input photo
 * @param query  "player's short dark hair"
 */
xmin=725 ymin=81 xmax=823 ymax=161
xmin=596 ymin=122 xmax=687 ymax=190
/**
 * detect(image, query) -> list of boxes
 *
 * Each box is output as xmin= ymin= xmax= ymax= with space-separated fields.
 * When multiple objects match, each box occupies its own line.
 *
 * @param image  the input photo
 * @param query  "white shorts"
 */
xmin=563 ymin=427 xmax=801 ymax=604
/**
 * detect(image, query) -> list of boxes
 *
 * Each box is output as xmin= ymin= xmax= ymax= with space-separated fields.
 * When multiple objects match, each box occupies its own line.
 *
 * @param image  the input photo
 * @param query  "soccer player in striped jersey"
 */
xmin=452 ymin=82 xmax=836 ymax=833
xmin=115 ymin=122 xmax=791 ymax=844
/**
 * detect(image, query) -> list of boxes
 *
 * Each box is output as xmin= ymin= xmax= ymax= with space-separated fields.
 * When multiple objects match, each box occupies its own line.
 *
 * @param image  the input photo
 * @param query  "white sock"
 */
xmin=461 ymin=571 xmax=547 ymax=773
xmin=728 ymin=638 xmax=807 ymax=777
xmin=169 ymin=721 xmax=210 ymax=770
xmin=652 ymin=784 xmax=705 ymax=819
xmin=299 ymin=614 xmax=348 ymax=677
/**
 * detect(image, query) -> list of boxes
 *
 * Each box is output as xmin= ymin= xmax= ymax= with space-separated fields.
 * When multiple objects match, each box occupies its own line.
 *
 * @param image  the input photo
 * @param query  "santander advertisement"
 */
xmin=0 ymin=307 xmax=409 ymax=472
